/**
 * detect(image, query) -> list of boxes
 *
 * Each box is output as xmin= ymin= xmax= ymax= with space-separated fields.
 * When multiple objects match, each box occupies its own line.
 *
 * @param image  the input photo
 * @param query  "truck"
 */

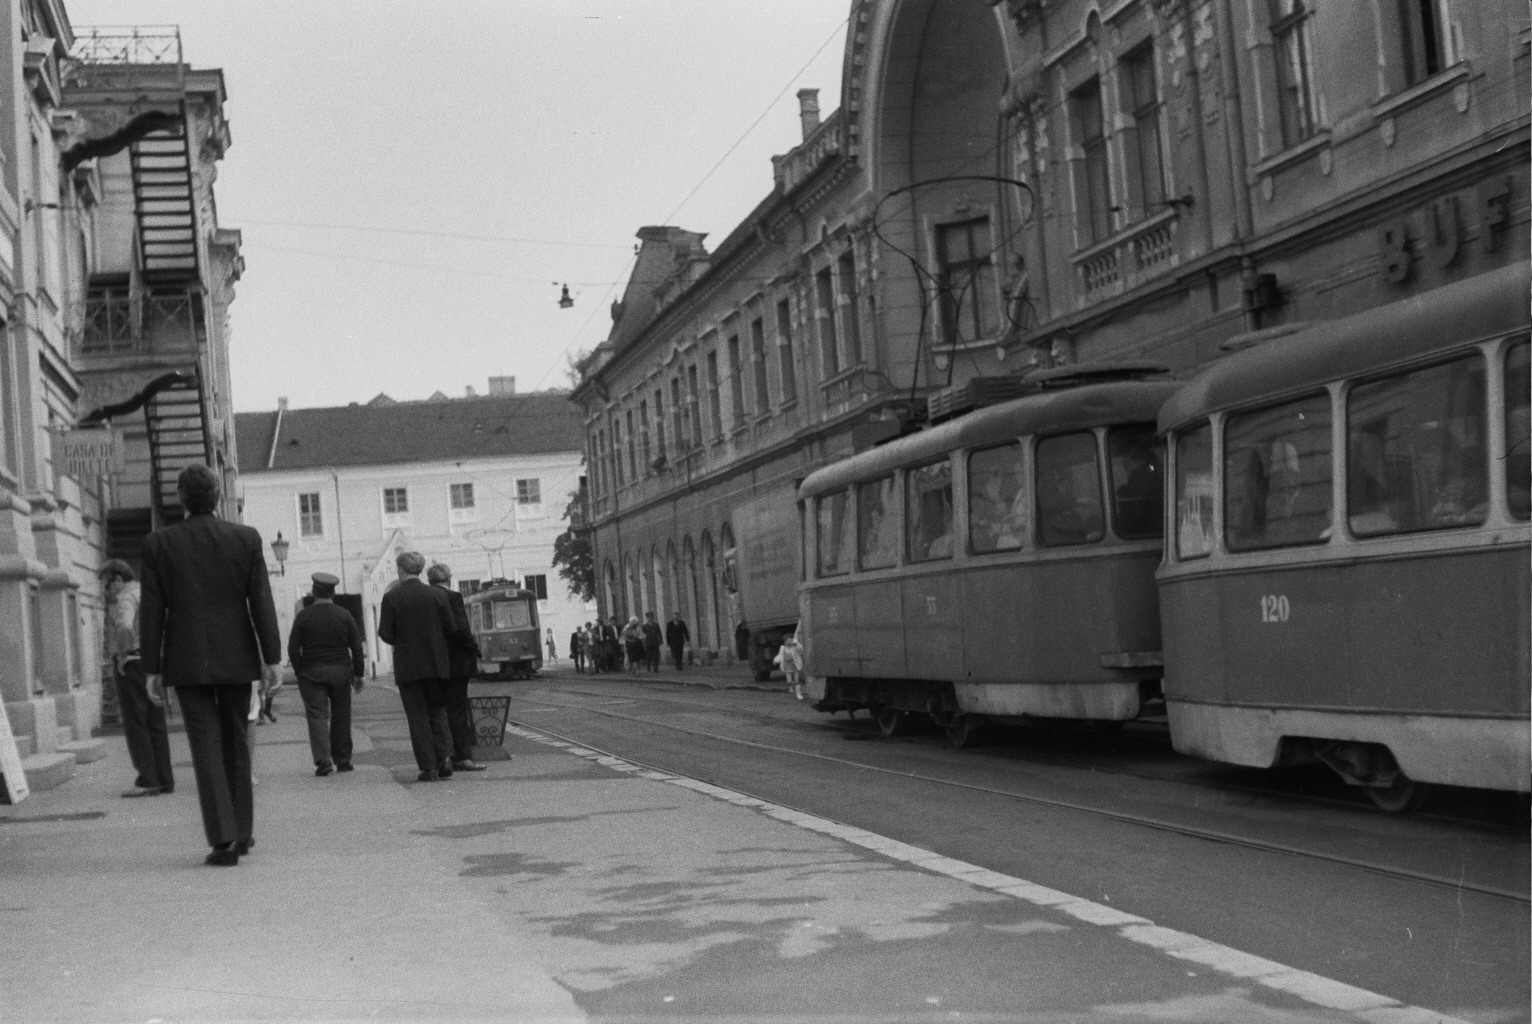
xmin=725 ymin=485 xmax=802 ymax=681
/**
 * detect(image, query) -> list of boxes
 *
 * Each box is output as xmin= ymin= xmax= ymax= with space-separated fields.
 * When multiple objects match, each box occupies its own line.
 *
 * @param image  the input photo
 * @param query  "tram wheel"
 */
xmin=945 ymin=714 xmax=981 ymax=749
xmin=1366 ymin=776 xmax=1428 ymax=814
xmin=875 ymin=707 xmax=908 ymax=738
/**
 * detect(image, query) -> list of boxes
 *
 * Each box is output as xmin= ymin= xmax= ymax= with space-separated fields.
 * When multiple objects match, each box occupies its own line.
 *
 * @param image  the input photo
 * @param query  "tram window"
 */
xmin=906 ymin=461 xmax=954 ymax=562
xmin=1108 ymin=424 xmax=1162 ymax=540
xmin=1225 ymin=394 xmax=1332 ymax=550
xmin=1035 ymin=432 xmax=1105 ymax=547
xmin=1506 ymin=339 xmax=1530 ymax=521
xmin=816 ymin=490 xmax=854 ymax=576
xmin=857 ymin=476 xmax=899 ymax=569
xmin=1175 ymin=424 xmax=1214 ymax=559
xmin=492 ymin=600 xmax=533 ymax=630
xmin=968 ymin=443 xmax=1026 ymax=554
xmin=1348 ymin=355 xmax=1489 ymax=535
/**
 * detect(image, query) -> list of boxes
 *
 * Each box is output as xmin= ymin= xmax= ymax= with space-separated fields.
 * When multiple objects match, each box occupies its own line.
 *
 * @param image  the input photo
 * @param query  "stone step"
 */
xmin=12 ymin=734 xmax=35 ymax=759
xmin=17 ymin=753 xmax=76 ymax=793
xmin=55 ymin=725 xmax=75 ymax=748
xmin=57 ymin=738 xmax=109 ymax=764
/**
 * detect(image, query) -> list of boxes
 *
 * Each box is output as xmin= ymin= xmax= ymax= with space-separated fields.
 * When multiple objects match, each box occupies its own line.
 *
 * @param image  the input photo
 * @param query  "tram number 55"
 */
xmin=1259 ymin=594 xmax=1291 ymax=623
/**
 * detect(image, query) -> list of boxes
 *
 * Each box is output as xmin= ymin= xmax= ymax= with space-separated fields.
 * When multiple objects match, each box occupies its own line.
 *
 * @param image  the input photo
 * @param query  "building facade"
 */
xmin=0 ymin=9 xmax=240 ymax=785
xmin=571 ymin=0 xmax=1528 ymax=668
xmin=235 ymin=385 xmax=591 ymax=676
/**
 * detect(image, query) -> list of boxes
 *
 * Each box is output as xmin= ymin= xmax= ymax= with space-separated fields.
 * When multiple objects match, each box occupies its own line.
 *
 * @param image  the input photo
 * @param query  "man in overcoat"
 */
xmin=141 ymin=463 xmax=281 ymax=866
xmin=665 ymin=612 xmax=690 ymax=671
xmin=378 ymin=551 xmax=462 ymax=781
xmin=426 ymin=563 xmax=487 ymax=773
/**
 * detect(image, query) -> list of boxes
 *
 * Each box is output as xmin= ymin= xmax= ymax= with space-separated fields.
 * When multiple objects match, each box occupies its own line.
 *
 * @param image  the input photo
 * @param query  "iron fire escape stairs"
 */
xmin=130 ymin=122 xmax=211 ymax=526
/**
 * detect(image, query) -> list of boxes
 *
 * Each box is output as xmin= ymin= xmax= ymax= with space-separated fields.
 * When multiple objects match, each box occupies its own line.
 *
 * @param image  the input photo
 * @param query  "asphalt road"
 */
xmin=500 ymin=669 xmax=1531 ymax=1024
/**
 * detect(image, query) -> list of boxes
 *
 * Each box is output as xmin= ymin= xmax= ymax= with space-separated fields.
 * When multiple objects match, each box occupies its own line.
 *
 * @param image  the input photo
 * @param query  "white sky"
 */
xmin=65 ymin=1 xmax=849 ymax=412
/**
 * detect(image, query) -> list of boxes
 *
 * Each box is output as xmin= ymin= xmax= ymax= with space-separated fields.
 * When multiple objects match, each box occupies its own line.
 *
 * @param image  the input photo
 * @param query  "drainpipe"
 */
xmin=330 ymin=469 xmax=347 ymax=588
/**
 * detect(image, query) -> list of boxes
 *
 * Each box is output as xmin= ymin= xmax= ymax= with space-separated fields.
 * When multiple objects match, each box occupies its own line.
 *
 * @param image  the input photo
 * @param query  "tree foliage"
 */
xmin=551 ymin=491 xmax=594 ymax=603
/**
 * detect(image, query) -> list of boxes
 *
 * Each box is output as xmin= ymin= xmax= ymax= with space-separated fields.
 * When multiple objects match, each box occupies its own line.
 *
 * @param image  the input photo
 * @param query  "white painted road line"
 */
xmin=505 ymin=723 xmax=1478 ymax=1024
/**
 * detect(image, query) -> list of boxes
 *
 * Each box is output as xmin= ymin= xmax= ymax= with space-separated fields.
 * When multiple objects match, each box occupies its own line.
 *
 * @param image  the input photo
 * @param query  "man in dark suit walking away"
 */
xmin=666 ymin=612 xmax=690 ymax=671
xmin=426 ymin=563 xmax=488 ymax=773
xmin=141 ymin=464 xmax=281 ymax=867
xmin=378 ymin=551 xmax=462 ymax=781
xmin=287 ymin=572 xmax=365 ymax=776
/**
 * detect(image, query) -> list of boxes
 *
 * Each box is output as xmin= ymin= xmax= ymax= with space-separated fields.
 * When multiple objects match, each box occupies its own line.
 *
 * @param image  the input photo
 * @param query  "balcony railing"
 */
xmin=71 ymin=26 xmax=182 ymax=65
xmin=1072 ymin=210 xmax=1181 ymax=308
xmin=80 ymin=287 xmax=200 ymax=357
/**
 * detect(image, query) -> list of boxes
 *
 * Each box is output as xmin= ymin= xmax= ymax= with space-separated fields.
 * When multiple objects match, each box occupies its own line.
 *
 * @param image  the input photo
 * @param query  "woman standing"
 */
xmin=621 ymin=617 xmax=645 ymax=675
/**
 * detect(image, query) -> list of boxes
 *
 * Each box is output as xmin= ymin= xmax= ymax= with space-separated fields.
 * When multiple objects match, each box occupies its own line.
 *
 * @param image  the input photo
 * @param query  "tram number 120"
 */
xmin=1259 ymin=594 xmax=1291 ymax=623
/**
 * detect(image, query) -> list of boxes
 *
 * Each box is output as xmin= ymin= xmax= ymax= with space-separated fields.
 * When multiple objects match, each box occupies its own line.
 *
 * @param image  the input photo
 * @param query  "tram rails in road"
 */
xmin=509 ymin=686 xmax=1529 ymax=902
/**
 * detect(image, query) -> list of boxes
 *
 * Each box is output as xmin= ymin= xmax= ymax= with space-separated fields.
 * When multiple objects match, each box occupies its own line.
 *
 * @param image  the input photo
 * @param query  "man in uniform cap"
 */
xmin=287 ymin=571 xmax=365 ymax=776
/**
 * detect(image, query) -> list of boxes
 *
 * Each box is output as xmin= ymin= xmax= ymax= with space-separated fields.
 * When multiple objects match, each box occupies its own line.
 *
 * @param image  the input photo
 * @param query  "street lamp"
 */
xmin=270 ymin=531 xmax=289 ymax=576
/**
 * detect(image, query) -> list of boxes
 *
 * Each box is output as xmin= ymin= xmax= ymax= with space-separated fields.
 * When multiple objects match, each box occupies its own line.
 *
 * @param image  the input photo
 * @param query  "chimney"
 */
xmin=797 ymin=89 xmax=821 ymax=140
xmin=277 ymin=396 xmax=288 ymax=411
xmin=488 ymin=376 xmax=516 ymax=396
xmin=465 ymin=385 xmax=477 ymax=398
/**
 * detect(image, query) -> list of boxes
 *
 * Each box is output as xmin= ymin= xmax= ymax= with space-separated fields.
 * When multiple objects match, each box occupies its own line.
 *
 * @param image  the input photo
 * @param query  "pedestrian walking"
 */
xmin=103 ymin=559 xmax=173 ymax=799
xmin=545 ymin=628 xmax=558 ymax=663
xmin=140 ymin=464 xmax=281 ymax=866
xmin=582 ymin=623 xmax=599 ymax=673
xmin=779 ymin=629 xmax=805 ymax=700
xmin=665 ymin=612 xmax=690 ymax=670
xmin=287 ymin=572 xmax=364 ymax=776
xmin=427 ymin=563 xmax=488 ymax=773
xmin=641 ymin=611 xmax=663 ymax=672
xmin=621 ymin=617 xmax=645 ymax=675
xmin=597 ymin=617 xmax=620 ymax=672
xmin=378 ymin=551 xmax=463 ymax=782
xmin=569 ymin=627 xmax=585 ymax=673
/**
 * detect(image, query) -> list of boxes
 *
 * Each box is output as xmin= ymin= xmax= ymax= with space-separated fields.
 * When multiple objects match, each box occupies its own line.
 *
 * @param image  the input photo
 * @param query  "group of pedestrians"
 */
xmin=568 ymin=611 xmax=690 ymax=674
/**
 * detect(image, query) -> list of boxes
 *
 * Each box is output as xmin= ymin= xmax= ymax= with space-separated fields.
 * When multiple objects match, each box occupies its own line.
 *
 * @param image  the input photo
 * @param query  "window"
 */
xmin=458 ymin=579 xmax=482 ymax=597
xmin=1175 ymin=424 xmax=1215 ymax=559
xmin=1399 ymin=0 xmax=1451 ymax=86
xmin=492 ymin=599 xmax=533 ymax=630
xmin=1225 ymin=394 xmax=1332 ymax=550
xmin=449 ymin=482 xmax=476 ymax=525
xmin=1108 ymin=424 xmax=1162 ymax=540
xmin=857 ymin=476 xmax=899 ymax=569
xmin=776 ymin=299 xmax=798 ymax=404
xmin=516 ymin=478 xmax=543 ymax=518
xmin=382 ymin=487 xmax=410 ymax=527
xmin=639 ymin=399 xmax=652 ymax=471
xmin=816 ymin=490 xmax=853 ymax=577
xmin=595 ymin=430 xmax=608 ymax=496
xmin=612 ymin=417 xmax=625 ymax=487
xmin=1270 ymin=0 xmax=1321 ymax=148
xmin=1072 ymin=78 xmax=1113 ymax=244
xmin=523 ymin=573 xmax=549 ymax=601
xmin=816 ymin=267 xmax=840 ymax=375
xmin=653 ymin=389 xmax=667 ymax=464
xmin=969 ymin=442 xmax=1026 ymax=554
xmin=727 ymin=333 xmax=746 ymax=426
xmin=298 ymin=491 xmax=323 ymax=537
xmin=838 ymin=251 xmax=862 ymax=365
xmin=1036 ymin=433 xmax=1105 ymax=547
xmin=687 ymin=365 xmax=702 ymax=450
xmin=1348 ymin=355 xmax=1487 ymax=536
xmin=936 ymin=218 xmax=999 ymax=346
xmin=1506 ymin=340 xmax=1530 ymax=521
xmin=750 ymin=316 xmax=771 ymax=414
xmin=1122 ymin=46 xmax=1166 ymax=215
xmin=906 ymin=461 xmax=954 ymax=562
xmin=625 ymin=409 xmax=638 ymax=481
xmin=706 ymin=352 xmax=723 ymax=438
xmin=671 ymin=376 xmax=687 ymax=453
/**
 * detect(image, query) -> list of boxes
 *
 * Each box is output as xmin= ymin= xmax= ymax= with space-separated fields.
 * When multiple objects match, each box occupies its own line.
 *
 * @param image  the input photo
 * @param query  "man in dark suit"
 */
xmin=378 ymin=551 xmax=463 ymax=781
xmin=287 ymin=571 xmax=365 ymax=776
xmin=141 ymin=463 xmax=281 ymax=867
xmin=426 ymin=563 xmax=488 ymax=773
xmin=666 ymin=612 xmax=690 ymax=671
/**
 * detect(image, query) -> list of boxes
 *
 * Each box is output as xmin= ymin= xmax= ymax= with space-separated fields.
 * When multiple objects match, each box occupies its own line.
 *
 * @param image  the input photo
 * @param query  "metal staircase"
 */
xmin=144 ymin=373 xmax=210 ymax=526
xmin=130 ymin=126 xmax=198 ymax=288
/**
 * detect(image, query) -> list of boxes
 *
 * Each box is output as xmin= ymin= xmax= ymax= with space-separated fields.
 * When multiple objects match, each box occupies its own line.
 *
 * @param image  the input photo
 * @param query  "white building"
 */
xmin=234 ymin=383 xmax=590 ymax=675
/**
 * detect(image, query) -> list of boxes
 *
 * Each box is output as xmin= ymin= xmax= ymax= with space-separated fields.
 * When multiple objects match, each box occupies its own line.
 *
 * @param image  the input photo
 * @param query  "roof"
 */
xmin=235 ymin=391 xmax=584 ymax=473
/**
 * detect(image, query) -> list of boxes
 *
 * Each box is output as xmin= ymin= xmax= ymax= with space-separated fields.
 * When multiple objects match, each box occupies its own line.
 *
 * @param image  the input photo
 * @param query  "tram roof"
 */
xmin=1159 ymin=261 xmax=1532 ymax=433
xmin=799 ymin=379 xmax=1180 ymax=497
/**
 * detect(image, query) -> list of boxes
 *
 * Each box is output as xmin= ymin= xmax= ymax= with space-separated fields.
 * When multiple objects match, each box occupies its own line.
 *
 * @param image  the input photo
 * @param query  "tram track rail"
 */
xmin=511 ymin=690 xmax=1530 ymax=906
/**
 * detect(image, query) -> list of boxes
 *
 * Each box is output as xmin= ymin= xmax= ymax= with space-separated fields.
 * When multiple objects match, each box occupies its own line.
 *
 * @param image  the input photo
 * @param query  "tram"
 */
xmin=798 ymin=365 xmax=1181 ymax=745
xmin=464 ymin=579 xmax=543 ymax=679
xmin=1157 ymin=262 xmax=1531 ymax=811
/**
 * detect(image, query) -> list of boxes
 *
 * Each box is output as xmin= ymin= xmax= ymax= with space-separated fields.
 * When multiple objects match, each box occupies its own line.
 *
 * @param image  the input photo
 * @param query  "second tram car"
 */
xmin=798 ymin=367 xmax=1181 ymax=744
xmin=1157 ymin=262 xmax=1531 ymax=811
xmin=464 ymin=580 xmax=543 ymax=679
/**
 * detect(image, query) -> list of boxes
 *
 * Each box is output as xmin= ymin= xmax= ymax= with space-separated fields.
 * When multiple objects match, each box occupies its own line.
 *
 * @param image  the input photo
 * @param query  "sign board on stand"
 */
xmin=51 ymin=428 xmax=124 ymax=478
xmin=0 ymin=698 xmax=30 ymax=804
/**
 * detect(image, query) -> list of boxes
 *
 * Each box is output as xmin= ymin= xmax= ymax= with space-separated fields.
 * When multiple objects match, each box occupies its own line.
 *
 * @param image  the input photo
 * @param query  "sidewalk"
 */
xmin=0 ymin=679 xmax=1468 ymax=1023
xmin=543 ymin=655 xmax=788 ymax=695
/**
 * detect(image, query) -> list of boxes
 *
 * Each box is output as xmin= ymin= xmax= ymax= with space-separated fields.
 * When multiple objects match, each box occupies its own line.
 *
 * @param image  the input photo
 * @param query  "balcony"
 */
xmin=1072 ymin=210 xmax=1181 ymax=308
xmin=78 ymin=287 xmax=201 ymax=359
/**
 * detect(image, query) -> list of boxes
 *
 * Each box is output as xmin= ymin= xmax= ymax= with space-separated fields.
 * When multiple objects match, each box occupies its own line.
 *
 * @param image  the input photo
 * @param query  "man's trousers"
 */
xmin=395 ymin=678 xmax=453 ymax=772
xmin=175 ymin=684 xmax=254 ymax=848
xmin=297 ymin=663 xmax=354 ymax=767
xmin=439 ymin=676 xmax=475 ymax=763
xmin=117 ymin=658 xmax=173 ymax=790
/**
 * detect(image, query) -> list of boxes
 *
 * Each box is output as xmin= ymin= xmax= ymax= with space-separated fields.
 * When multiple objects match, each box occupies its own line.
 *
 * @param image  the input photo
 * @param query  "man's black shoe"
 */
xmin=336 ymin=762 xmax=354 ymax=772
xmin=315 ymin=762 xmax=334 ymax=777
xmin=234 ymin=837 xmax=254 ymax=855
xmin=451 ymin=759 xmax=488 ymax=772
xmin=417 ymin=771 xmax=439 ymax=782
xmin=205 ymin=844 xmax=239 ymax=866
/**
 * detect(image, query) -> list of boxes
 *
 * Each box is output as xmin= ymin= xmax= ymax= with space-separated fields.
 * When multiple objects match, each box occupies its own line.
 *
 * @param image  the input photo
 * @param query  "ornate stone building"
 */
xmin=575 ymin=0 xmax=1527 ymax=668
xmin=0 ymin=11 xmax=240 ymax=790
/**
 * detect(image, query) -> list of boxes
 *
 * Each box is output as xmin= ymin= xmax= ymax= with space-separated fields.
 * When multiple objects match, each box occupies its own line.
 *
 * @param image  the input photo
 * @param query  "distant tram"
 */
xmin=464 ymin=579 xmax=543 ymax=679
xmin=798 ymin=366 xmax=1181 ymax=745
xmin=1157 ymin=262 xmax=1531 ymax=811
